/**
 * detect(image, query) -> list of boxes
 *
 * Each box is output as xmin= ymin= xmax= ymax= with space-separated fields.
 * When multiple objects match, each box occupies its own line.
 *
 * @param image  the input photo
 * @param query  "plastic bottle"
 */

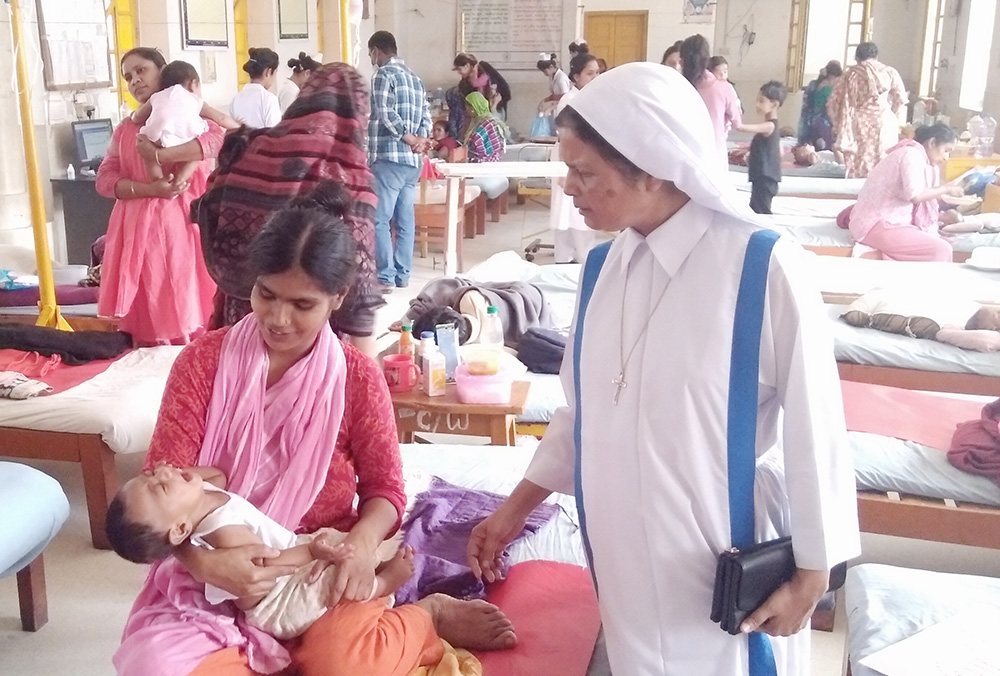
xmin=480 ymin=305 xmax=504 ymax=349
xmin=65 ymin=163 xmax=76 ymax=180
xmin=421 ymin=340 xmax=447 ymax=397
xmin=398 ymin=322 xmax=415 ymax=359
xmin=418 ymin=330 xmax=434 ymax=362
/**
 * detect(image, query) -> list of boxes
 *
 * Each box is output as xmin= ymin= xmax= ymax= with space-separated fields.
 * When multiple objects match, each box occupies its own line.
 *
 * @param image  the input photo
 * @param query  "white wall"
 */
xmin=870 ymin=0 xmax=927 ymax=102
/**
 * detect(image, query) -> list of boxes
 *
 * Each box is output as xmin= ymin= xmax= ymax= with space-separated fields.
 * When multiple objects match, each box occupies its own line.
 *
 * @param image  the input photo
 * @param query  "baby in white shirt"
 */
xmin=130 ymin=60 xmax=239 ymax=186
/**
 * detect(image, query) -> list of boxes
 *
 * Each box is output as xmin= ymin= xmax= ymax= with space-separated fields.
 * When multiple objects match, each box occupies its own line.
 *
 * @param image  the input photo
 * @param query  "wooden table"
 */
xmin=390 ymin=380 xmax=530 ymax=446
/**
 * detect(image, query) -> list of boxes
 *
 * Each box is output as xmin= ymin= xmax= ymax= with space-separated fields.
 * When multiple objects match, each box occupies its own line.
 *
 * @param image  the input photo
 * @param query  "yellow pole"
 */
xmin=340 ymin=0 xmax=351 ymax=63
xmin=8 ymin=0 xmax=70 ymax=330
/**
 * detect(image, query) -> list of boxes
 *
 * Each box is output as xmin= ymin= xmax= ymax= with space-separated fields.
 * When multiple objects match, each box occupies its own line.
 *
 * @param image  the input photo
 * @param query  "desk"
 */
xmin=50 ymin=176 xmax=114 ymax=265
xmin=944 ymin=153 xmax=1000 ymax=182
xmin=391 ymin=380 xmax=530 ymax=446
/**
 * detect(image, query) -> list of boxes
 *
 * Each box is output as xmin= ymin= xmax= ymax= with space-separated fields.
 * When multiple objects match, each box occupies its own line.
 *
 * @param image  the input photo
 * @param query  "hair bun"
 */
xmin=290 ymin=180 xmax=351 ymax=217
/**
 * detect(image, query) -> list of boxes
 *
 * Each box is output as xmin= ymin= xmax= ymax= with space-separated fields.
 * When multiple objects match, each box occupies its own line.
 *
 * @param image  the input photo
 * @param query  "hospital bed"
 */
xmin=845 ymin=564 xmax=1000 ymax=676
xmin=728 ymin=170 xmax=865 ymax=198
xmin=0 ymin=346 xmax=181 ymax=548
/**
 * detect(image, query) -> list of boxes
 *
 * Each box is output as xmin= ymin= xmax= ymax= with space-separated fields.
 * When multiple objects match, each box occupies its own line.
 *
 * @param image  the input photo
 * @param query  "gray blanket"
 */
xmin=404 ymin=277 xmax=554 ymax=348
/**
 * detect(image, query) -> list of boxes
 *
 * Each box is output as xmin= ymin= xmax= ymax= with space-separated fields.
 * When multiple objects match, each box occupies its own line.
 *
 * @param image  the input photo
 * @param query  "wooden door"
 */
xmin=584 ymin=11 xmax=649 ymax=69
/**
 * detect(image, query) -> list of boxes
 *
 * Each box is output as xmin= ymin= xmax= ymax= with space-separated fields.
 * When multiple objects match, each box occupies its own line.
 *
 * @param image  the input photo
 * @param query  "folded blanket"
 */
xmin=395 ymin=477 xmax=561 ymax=605
xmin=948 ymin=398 xmax=1000 ymax=486
xmin=0 ymin=371 xmax=51 ymax=399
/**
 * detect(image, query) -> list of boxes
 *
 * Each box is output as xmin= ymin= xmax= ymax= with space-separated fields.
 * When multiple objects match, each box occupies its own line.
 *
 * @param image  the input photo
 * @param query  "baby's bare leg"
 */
xmin=170 ymin=160 xmax=200 ymax=187
xmin=372 ymin=545 xmax=415 ymax=598
xmin=139 ymin=135 xmax=164 ymax=180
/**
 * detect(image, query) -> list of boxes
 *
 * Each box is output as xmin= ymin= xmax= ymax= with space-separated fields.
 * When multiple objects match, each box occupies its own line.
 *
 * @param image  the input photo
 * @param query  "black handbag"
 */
xmin=711 ymin=537 xmax=847 ymax=635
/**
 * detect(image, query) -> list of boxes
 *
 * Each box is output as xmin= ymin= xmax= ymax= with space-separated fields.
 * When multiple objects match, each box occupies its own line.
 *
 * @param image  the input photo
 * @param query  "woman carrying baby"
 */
xmin=96 ymin=47 xmax=222 ymax=345
xmin=114 ymin=182 xmax=516 ymax=676
xmin=848 ymin=123 xmax=964 ymax=262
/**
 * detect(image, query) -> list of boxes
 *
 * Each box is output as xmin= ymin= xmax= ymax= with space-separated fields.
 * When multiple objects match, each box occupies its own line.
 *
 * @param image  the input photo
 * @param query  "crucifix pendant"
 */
xmin=612 ymin=371 xmax=626 ymax=405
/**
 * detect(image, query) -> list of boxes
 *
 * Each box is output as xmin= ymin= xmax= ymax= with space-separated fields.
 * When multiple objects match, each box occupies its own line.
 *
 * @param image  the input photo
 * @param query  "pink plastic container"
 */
xmin=454 ymin=364 xmax=512 ymax=404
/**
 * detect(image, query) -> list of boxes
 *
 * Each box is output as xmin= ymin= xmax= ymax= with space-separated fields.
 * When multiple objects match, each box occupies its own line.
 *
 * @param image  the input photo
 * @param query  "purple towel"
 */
xmin=394 ymin=476 xmax=562 ymax=605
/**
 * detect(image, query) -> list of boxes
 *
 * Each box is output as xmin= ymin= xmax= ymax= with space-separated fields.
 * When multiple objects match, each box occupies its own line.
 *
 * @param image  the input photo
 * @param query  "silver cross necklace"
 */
xmin=613 ymin=265 xmax=670 ymax=405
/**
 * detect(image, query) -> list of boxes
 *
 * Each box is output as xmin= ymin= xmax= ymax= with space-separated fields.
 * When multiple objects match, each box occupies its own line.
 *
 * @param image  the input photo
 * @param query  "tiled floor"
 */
xmin=3 ymin=195 xmax=998 ymax=675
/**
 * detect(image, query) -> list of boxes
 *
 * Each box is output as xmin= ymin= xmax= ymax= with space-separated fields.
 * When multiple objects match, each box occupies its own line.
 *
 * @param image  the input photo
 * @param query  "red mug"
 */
xmin=383 ymin=353 xmax=420 ymax=393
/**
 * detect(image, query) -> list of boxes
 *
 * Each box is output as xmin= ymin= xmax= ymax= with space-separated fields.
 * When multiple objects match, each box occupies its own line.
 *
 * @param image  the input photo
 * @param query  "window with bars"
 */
xmin=919 ymin=0 xmax=947 ymax=98
xmin=844 ymin=0 xmax=872 ymax=66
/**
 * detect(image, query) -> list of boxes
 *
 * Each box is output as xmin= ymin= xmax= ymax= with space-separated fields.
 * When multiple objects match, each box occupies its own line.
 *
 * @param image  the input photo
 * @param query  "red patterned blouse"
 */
xmin=144 ymin=328 xmax=406 ymax=535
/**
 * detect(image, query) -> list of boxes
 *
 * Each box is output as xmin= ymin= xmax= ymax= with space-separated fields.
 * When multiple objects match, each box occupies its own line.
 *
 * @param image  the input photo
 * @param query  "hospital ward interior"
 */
xmin=3 ymin=0 xmax=1000 ymax=675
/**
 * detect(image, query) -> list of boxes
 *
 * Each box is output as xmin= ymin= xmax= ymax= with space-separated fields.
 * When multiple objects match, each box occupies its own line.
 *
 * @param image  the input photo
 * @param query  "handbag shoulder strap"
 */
xmin=572 ymin=240 xmax=612 ymax=590
xmin=727 ymin=228 xmax=780 ymax=548
xmin=728 ymin=228 xmax=781 ymax=676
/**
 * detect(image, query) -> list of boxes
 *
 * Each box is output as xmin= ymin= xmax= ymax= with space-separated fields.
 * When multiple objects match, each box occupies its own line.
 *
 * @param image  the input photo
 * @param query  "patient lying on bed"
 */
xmin=105 ymin=463 xmax=412 ymax=640
xmin=841 ymin=288 xmax=1000 ymax=351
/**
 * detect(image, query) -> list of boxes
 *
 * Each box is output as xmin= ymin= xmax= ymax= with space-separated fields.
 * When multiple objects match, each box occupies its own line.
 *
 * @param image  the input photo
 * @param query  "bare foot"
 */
xmin=374 ymin=545 xmax=415 ymax=597
xmin=417 ymin=594 xmax=517 ymax=651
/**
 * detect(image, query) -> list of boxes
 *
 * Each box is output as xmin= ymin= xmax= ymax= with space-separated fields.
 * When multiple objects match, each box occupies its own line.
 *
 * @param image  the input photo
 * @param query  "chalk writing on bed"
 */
xmin=397 ymin=407 xmax=471 ymax=434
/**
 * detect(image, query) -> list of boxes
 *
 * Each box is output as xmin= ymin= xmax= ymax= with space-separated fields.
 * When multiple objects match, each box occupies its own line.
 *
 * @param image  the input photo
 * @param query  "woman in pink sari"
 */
xmin=680 ymin=34 xmax=742 ymax=163
xmin=827 ymin=42 xmax=907 ymax=179
xmin=113 ymin=182 xmax=516 ymax=676
xmin=96 ymin=47 xmax=221 ymax=345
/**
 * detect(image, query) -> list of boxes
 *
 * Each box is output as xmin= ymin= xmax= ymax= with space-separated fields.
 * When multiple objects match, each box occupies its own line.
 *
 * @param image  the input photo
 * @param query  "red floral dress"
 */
xmin=144 ymin=327 xmax=407 ymax=534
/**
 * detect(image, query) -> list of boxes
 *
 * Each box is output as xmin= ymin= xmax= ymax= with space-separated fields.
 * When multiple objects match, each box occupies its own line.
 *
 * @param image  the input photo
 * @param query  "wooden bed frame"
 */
xmin=0 ymin=427 xmax=116 ymax=549
xmin=837 ymin=361 xmax=1000 ymax=397
xmin=857 ymin=490 xmax=1000 ymax=549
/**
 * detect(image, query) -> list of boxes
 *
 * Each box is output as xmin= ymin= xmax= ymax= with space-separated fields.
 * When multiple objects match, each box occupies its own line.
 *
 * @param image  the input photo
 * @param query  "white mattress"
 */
xmin=846 ymin=564 xmax=1000 ymax=676
xmin=770 ymin=196 xmax=854 ymax=218
xmin=771 ymin=216 xmax=1000 ymax=253
xmin=0 ymin=346 xmax=181 ymax=455
xmin=810 ymin=255 xmax=1000 ymax=304
xmin=729 ymin=171 xmax=865 ymax=196
xmin=400 ymin=441 xmax=585 ymax=568
xmin=851 ymin=430 xmax=1000 ymax=507
xmin=828 ymin=304 xmax=1000 ymax=376
xmin=519 ymin=372 xmax=565 ymax=424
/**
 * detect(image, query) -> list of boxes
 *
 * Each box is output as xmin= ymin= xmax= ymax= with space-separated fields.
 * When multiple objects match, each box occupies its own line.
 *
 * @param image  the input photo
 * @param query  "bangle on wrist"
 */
xmin=129 ymin=180 xmax=136 ymax=197
xmin=154 ymin=149 xmax=161 ymax=165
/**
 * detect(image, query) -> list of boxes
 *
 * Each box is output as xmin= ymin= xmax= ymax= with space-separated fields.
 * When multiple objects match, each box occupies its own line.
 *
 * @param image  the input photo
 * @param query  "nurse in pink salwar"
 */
xmin=96 ymin=47 xmax=222 ymax=345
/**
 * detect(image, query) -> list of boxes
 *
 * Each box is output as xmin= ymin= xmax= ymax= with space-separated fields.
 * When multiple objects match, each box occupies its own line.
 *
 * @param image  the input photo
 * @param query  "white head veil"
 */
xmin=563 ymin=61 xmax=755 ymax=224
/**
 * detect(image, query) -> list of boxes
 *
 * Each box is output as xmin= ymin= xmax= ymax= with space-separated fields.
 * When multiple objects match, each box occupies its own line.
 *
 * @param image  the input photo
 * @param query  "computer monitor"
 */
xmin=71 ymin=118 xmax=114 ymax=172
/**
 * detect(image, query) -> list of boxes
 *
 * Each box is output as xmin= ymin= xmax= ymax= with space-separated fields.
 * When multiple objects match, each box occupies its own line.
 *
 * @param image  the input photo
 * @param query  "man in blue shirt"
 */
xmin=368 ymin=31 xmax=432 ymax=292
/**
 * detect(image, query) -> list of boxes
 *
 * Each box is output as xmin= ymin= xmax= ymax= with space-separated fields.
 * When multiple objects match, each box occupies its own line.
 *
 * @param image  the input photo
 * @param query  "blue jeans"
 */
xmin=372 ymin=160 xmax=421 ymax=286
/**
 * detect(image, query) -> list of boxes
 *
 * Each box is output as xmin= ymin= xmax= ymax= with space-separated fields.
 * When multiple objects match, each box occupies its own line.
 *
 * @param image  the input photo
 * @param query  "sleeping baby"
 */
xmin=841 ymin=288 xmax=1000 ymax=351
xmin=105 ymin=463 xmax=413 ymax=639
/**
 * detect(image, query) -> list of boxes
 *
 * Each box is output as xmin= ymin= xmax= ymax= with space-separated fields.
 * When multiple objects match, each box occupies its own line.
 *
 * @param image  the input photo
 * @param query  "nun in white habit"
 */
xmin=468 ymin=63 xmax=860 ymax=676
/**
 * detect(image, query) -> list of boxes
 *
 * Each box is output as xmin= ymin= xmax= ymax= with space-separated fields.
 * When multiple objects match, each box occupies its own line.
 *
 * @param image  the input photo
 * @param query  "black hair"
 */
xmin=825 ymin=60 xmax=843 ymax=77
xmin=759 ymin=80 xmax=787 ymax=105
xmin=536 ymin=53 xmax=558 ymax=72
xmin=243 ymin=47 xmax=280 ymax=80
xmin=160 ymin=60 xmax=199 ymax=90
xmin=855 ymin=42 xmax=879 ymax=62
xmin=555 ymin=106 xmax=645 ymax=182
xmin=432 ymin=119 xmax=449 ymax=131
xmin=288 ymin=52 xmax=321 ymax=74
xmin=250 ymin=181 xmax=358 ymax=296
xmin=453 ymin=52 xmax=478 ymax=68
xmin=121 ymin=47 xmax=166 ymax=70
xmin=708 ymin=55 xmax=728 ymax=71
xmin=661 ymin=40 xmax=683 ymax=65
xmin=368 ymin=31 xmax=398 ymax=56
xmin=413 ymin=307 xmax=472 ymax=345
xmin=568 ymin=42 xmax=589 ymax=55
xmin=568 ymin=51 xmax=599 ymax=82
xmin=680 ymin=34 xmax=711 ymax=85
xmin=914 ymin=122 xmax=957 ymax=147
xmin=105 ymin=492 xmax=174 ymax=564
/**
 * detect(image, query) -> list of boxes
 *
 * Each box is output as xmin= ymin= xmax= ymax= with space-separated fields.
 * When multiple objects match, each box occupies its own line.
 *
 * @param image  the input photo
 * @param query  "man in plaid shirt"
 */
xmin=367 ymin=31 xmax=432 ymax=292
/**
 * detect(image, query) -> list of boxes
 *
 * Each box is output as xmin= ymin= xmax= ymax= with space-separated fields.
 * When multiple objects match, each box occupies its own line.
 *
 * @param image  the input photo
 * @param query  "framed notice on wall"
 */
xmin=457 ymin=0 xmax=563 ymax=71
xmin=181 ymin=0 xmax=229 ymax=48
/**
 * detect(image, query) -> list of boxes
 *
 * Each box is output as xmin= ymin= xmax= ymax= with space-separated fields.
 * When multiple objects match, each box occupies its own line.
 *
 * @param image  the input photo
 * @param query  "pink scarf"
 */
xmin=883 ymin=138 xmax=940 ymax=230
xmin=114 ymin=315 xmax=347 ymax=676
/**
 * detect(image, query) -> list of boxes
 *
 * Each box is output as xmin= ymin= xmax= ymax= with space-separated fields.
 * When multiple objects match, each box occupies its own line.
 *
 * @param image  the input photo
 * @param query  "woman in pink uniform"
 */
xmin=96 ymin=47 xmax=222 ymax=345
xmin=849 ymin=123 xmax=964 ymax=262
xmin=680 ymin=34 xmax=742 ymax=161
